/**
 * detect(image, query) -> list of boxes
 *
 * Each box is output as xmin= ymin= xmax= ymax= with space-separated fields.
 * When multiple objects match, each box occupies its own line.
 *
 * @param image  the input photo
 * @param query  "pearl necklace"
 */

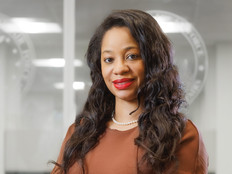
xmin=111 ymin=111 xmax=138 ymax=126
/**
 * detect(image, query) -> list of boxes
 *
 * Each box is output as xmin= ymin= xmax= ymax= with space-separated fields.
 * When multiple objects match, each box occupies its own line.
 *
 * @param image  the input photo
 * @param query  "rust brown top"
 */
xmin=51 ymin=120 xmax=208 ymax=174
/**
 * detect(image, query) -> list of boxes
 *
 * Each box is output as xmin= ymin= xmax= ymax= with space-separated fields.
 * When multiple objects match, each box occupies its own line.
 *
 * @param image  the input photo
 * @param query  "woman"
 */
xmin=51 ymin=9 xmax=208 ymax=174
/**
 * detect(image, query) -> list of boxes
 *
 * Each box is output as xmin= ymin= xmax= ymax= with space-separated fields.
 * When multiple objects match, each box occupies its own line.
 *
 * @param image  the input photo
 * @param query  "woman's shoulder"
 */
xmin=177 ymin=119 xmax=203 ymax=156
xmin=61 ymin=123 xmax=76 ymax=145
xmin=181 ymin=119 xmax=201 ymax=143
xmin=51 ymin=123 xmax=76 ymax=174
xmin=175 ymin=119 xmax=209 ymax=173
xmin=66 ymin=123 xmax=76 ymax=137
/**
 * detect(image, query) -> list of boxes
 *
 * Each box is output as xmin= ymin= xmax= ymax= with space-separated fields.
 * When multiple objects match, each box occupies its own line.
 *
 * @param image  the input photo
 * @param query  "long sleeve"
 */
xmin=51 ymin=124 xmax=75 ymax=174
xmin=174 ymin=120 xmax=209 ymax=174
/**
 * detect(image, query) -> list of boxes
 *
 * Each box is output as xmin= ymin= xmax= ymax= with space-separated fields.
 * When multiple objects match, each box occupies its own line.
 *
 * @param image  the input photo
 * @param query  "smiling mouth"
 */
xmin=112 ymin=78 xmax=134 ymax=90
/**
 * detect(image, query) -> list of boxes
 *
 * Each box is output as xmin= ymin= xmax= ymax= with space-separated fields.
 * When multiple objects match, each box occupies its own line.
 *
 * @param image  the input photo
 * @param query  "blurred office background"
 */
xmin=0 ymin=0 xmax=232 ymax=173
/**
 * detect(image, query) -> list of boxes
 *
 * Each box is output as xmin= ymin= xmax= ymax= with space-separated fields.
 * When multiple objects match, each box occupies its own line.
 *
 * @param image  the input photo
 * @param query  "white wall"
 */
xmin=216 ymin=42 xmax=232 ymax=174
xmin=188 ymin=45 xmax=217 ymax=172
xmin=0 ymin=45 xmax=6 ymax=174
xmin=188 ymin=42 xmax=232 ymax=174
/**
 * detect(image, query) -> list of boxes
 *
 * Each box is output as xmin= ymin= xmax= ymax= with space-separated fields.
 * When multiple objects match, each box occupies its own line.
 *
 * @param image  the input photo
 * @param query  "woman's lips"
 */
xmin=112 ymin=78 xmax=134 ymax=90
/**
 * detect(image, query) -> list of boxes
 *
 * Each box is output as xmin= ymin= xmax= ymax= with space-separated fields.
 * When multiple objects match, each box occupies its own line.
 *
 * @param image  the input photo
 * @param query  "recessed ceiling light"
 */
xmin=1 ymin=18 xmax=62 ymax=34
xmin=54 ymin=81 xmax=85 ymax=90
xmin=32 ymin=58 xmax=83 ymax=67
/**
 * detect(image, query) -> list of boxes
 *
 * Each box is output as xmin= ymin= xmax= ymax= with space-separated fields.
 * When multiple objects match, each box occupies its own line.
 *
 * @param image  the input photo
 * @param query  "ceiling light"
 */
xmin=73 ymin=82 xmax=85 ymax=90
xmin=54 ymin=82 xmax=85 ymax=90
xmin=32 ymin=58 xmax=83 ymax=67
xmin=1 ymin=17 xmax=62 ymax=34
xmin=148 ymin=11 xmax=192 ymax=33
xmin=156 ymin=20 xmax=192 ymax=33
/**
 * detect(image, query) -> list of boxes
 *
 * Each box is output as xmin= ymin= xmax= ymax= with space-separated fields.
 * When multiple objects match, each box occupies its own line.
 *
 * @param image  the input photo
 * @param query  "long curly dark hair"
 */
xmin=55 ymin=9 xmax=186 ymax=174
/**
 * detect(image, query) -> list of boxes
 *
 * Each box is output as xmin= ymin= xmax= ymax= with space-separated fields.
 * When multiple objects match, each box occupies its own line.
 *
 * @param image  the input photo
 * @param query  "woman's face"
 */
xmin=101 ymin=27 xmax=145 ymax=102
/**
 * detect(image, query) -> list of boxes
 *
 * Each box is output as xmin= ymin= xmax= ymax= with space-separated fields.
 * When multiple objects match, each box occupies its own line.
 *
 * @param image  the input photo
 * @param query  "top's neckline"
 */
xmin=107 ymin=125 xmax=138 ymax=132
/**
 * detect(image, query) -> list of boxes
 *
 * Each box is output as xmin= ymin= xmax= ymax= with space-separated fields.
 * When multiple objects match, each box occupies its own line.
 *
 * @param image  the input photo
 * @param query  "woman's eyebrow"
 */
xmin=102 ymin=46 xmax=139 ymax=54
xmin=124 ymin=46 xmax=139 ymax=51
xmin=101 ymin=50 xmax=113 ymax=54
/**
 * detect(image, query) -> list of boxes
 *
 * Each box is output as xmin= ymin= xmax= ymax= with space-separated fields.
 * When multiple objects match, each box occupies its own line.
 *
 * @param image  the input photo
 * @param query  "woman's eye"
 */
xmin=126 ymin=54 xmax=140 ymax=60
xmin=104 ymin=58 xmax=113 ymax=63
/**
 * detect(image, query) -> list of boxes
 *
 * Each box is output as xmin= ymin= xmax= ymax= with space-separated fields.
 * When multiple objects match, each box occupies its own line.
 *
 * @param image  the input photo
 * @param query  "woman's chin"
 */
xmin=114 ymin=92 xmax=138 ymax=102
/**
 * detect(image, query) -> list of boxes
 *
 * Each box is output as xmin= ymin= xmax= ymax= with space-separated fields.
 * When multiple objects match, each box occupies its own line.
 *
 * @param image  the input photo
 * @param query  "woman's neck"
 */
xmin=107 ymin=97 xmax=143 ymax=131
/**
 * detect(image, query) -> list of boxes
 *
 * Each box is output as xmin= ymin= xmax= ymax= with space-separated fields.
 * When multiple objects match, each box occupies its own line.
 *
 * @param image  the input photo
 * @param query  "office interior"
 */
xmin=0 ymin=0 xmax=232 ymax=173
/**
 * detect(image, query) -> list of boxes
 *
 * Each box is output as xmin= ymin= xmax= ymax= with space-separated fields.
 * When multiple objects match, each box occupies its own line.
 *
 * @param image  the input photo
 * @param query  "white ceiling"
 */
xmin=1 ymin=0 xmax=230 ymax=47
xmin=75 ymin=0 xmax=232 ymax=46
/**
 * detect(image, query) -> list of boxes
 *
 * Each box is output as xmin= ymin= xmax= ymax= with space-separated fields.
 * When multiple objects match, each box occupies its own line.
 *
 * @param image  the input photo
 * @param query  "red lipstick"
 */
xmin=112 ymin=78 xmax=134 ymax=90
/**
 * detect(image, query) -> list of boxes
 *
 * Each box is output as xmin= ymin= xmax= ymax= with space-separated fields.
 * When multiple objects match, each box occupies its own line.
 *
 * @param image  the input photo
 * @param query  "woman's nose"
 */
xmin=113 ymin=59 xmax=129 ymax=75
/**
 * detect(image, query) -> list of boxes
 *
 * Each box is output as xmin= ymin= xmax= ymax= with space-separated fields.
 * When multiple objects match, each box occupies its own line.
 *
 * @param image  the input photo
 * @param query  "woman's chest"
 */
xmin=69 ymin=128 xmax=153 ymax=174
xmin=85 ymin=128 xmax=139 ymax=174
